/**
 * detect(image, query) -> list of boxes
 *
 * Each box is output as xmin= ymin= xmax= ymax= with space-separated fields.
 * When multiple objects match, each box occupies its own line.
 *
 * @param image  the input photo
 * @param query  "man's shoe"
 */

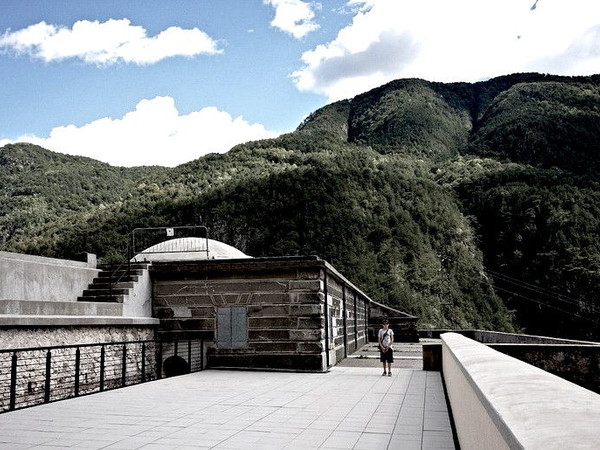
xmin=388 ymin=372 xmax=392 ymax=377
xmin=382 ymin=371 xmax=387 ymax=376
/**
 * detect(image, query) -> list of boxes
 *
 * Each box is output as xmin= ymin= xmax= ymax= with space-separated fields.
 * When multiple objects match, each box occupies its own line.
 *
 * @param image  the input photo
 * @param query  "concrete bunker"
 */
xmin=143 ymin=237 xmax=418 ymax=372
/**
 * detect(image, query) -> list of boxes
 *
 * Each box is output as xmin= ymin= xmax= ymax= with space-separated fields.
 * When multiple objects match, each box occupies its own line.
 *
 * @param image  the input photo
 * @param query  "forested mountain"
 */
xmin=2 ymin=72 xmax=600 ymax=340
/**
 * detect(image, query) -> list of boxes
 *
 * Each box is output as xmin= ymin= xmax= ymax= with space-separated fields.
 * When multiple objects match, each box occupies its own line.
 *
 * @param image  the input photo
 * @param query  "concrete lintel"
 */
xmin=0 ymin=315 xmax=159 ymax=327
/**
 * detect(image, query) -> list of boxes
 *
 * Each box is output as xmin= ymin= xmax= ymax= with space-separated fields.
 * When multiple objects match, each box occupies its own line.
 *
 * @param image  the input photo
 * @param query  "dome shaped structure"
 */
xmin=131 ymin=237 xmax=251 ymax=262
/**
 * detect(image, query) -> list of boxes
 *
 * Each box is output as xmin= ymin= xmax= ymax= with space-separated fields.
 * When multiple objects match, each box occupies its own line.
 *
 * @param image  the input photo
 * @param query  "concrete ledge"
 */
xmin=0 ymin=299 xmax=123 ymax=316
xmin=0 ymin=315 xmax=159 ymax=327
xmin=420 ymin=328 xmax=598 ymax=345
xmin=0 ymin=250 xmax=94 ymax=268
xmin=489 ymin=343 xmax=600 ymax=394
xmin=441 ymin=332 xmax=600 ymax=449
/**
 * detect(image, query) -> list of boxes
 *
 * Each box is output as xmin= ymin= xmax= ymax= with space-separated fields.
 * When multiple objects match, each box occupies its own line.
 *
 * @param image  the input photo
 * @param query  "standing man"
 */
xmin=378 ymin=319 xmax=394 ymax=376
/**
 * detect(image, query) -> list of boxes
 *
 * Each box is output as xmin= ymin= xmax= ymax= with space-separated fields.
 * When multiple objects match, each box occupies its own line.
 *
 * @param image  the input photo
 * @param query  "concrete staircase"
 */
xmin=0 ymin=251 xmax=157 ymax=327
xmin=77 ymin=262 xmax=150 ymax=304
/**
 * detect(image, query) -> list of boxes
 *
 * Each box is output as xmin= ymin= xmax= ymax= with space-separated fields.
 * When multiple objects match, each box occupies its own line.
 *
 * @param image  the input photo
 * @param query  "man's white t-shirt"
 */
xmin=379 ymin=328 xmax=394 ymax=348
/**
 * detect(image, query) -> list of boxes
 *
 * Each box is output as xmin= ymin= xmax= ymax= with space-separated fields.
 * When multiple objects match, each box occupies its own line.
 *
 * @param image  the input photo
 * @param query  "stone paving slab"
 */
xmin=0 ymin=366 xmax=455 ymax=449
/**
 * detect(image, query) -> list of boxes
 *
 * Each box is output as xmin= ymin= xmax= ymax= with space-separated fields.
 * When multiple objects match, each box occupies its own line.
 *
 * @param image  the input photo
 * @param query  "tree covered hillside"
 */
xmin=2 ymin=72 xmax=600 ymax=339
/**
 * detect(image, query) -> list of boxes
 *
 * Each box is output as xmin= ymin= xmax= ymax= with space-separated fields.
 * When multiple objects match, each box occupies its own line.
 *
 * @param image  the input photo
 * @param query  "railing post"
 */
xmin=109 ymin=270 xmax=113 ymax=302
xmin=188 ymin=341 xmax=192 ymax=371
xmin=75 ymin=347 xmax=81 ymax=397
xmin=342 ymin=284 xmax=348 ymax=358
xmin=9 ymin=352 xmax=17 ymax=411
xmin=354 ymin=292 xmax=358 ymax=350
xmin=141 ymin=342 xmax=146 ymax=382
xmin=44 ymin=350 xmax=51 ymax=403
xmin=121 ymin=345 xmax=127 ymax=387
xmin=100 ymin=345 xmax=105 ymax=392
xmin=364 ymin=298 xmax=368 ymax=345
xmin=200 ymin=340 xmax=204 ymax=371
xmin=157 ymin=341 xmax=163 ymax=380
xmin=324 ymin=270 xmax=330 ymax=369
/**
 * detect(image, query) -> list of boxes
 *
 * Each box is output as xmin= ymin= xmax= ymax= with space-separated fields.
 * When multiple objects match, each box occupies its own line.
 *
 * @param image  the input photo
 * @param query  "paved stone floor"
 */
xmin=0 ymin=341 xmax=455 ymax=449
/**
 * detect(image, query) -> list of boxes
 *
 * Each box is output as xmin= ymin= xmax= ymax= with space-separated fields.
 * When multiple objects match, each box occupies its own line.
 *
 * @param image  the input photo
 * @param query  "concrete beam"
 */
xmin=0 ymin=315 xmax=159 ymax=327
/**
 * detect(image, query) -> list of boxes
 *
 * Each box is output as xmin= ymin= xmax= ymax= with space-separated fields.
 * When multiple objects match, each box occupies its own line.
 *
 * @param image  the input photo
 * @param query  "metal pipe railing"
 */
xmin=1 ymin=339 xmax=204 ymax=414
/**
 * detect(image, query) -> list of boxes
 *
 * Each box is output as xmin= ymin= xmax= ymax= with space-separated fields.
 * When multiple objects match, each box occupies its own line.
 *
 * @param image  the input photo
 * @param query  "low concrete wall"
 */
xmin=442 ymin=332 xmax=600 ymax=449
xmin=420 ymin=329 xmax=596 ymax=344
xmin=489 ymin=344 xmax=600 ymax=394
xmin=0 ymin=251 xmax=98 ymax=303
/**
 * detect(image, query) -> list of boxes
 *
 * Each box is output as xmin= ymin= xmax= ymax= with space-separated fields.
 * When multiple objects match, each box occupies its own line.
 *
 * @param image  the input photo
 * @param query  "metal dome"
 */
xmin=131 ymin=237 xmax=251 ymax=262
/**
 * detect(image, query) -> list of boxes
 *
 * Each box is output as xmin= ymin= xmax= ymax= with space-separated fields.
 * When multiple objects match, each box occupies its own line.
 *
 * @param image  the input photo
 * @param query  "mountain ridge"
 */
xmin=3 ymin=72 xmax=600 ymax=339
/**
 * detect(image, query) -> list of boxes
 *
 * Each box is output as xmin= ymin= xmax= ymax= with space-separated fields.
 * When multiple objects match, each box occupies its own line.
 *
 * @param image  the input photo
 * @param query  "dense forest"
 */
xmin=2 ymin=72 xmax=600 ymax=340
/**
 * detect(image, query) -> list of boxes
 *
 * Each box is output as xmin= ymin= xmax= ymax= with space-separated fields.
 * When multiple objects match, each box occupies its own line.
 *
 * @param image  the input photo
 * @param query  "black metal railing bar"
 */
xmin=0 ymin=339 xmax=203 ymax=414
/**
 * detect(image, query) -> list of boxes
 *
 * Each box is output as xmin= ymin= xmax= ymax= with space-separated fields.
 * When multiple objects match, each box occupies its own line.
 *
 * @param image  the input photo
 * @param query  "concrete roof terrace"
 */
xmin=0 ymin=346 xmax=454 ymax=450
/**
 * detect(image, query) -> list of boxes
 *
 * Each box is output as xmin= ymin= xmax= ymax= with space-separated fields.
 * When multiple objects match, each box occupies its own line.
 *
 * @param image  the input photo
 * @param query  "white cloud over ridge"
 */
xmin=0 ymin=18 xmax=222 ymax=65
xmin=0 ymin=97 xmax=280 ymax=167
xmin=294 ymin=0 xmax=600 ymax=101
xmin=264 ymin=0 xmax=320 ymax=39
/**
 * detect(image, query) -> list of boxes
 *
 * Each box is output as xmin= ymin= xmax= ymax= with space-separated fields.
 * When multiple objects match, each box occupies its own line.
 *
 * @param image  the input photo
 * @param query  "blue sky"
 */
xmin=1 ymin=0 xmax=600 ymax=166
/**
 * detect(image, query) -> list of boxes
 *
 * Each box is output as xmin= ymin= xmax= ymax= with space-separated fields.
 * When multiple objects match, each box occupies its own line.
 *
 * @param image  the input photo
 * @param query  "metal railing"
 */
xmin=131 ymin=226 xmax=209 ymax=259
xmin=0 ymin=339 xmax=204 ymax=413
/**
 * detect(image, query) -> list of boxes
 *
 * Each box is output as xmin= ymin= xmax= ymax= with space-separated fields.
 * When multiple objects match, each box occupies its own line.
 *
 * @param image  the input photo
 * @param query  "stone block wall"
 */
xmin=0 ymin=325 xmax=155 ymax=350
xmin=151 ymin=257 xmax=373 ymax=372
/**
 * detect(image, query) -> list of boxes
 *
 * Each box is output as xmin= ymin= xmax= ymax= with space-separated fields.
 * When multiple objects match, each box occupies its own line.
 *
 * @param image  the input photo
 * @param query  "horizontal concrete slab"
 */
xmin=0 ymin=299 xmax=122 ymax=316
xmin=0 ymin=315 xmax=159 ymax=327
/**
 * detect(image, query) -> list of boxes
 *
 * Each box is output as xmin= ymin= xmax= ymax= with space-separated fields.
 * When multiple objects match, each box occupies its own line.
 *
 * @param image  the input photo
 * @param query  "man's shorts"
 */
xmin=380 ymin=348 xmax=394 ymax=363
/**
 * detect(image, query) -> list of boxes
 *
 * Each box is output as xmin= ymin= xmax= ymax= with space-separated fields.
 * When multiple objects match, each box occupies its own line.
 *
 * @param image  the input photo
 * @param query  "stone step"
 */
xmin=98 ymin=263 xmax=150 ymax=272
xmin=77 ymin=294 xmax=124 ymax=303
xmin=96 ymin=269 xmax=143 ymax=277
xmin=91 ymin=275 xmax=139 ymax=284
xmin=0 ymin=299 xmax=123 ymax=316
xmin=86 ymin=281 xmax=135 ymax=290
xmin=80 ymin=287 xmax=130 ymax=297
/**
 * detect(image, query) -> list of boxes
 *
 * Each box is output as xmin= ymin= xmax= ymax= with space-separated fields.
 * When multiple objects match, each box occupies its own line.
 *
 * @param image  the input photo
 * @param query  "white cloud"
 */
xmin=0 ymin=19 xmax=222 ymax=65
xmin=293 ymin=0 xmax=600 ymax=101
xmin=0 ymin=97 xmax=280 ymax=167
xmin=264 ymin=0 xmax=320 ymax=39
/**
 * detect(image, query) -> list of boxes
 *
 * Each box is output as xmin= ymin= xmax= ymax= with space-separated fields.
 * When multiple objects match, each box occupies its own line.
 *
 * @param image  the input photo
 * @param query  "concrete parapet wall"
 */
xmin=442 ymin=332 xmax=600 ymax=449
xmin=420 ymin=328 xmax=596 ymax=345
xmin=489 ymin=344 xmax=600 ymax=394
xmin=0 ymin=251 xmax=98 ymax=303
xmin=472 ymin=330 xmax=599 ymax=345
